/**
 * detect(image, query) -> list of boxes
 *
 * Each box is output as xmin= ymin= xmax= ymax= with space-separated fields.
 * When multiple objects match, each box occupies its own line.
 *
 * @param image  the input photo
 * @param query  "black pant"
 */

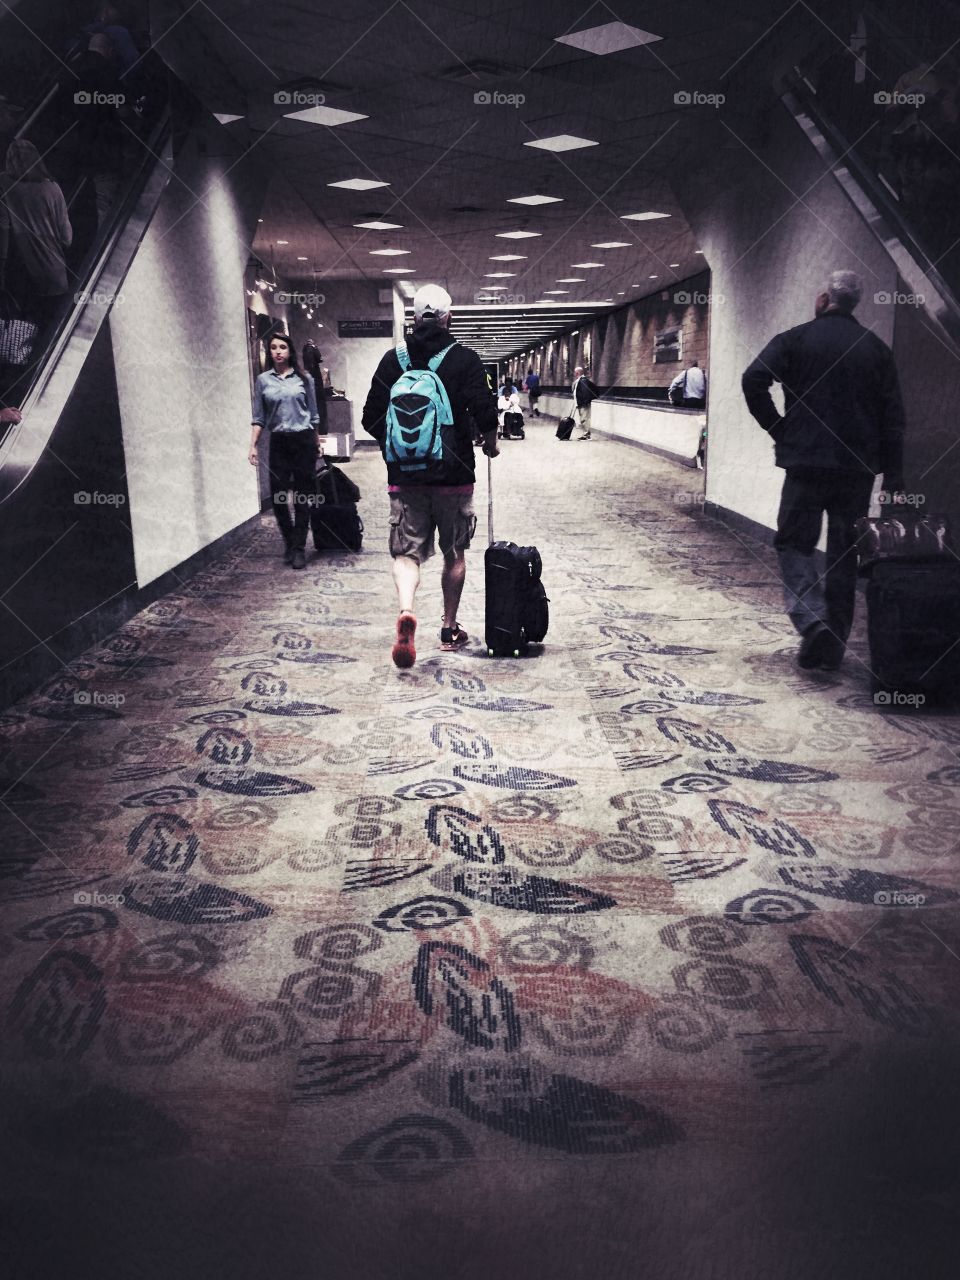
xmin=268 ymin=429 xmax=317 ymax=549
xmin=773 ymin=467 xmax=874 ymax=641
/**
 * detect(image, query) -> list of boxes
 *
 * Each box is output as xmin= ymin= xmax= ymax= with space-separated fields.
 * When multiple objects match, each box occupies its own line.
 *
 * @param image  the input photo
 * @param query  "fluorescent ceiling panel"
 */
xmin=495 ymin=231 xmax=542 ymax=239
xmin=621 ymin=211 xmax=671 ymax=221
xmin=490 ymin=254 xmax=527 ymax=260
xmin=355 ymin=220 xmax=402 ymax=229
xmin=523 ymin=134 xmax=598 ymax=152
xmin=284 ymin=106 xmax=368 ymax=126
xmin=329 ymin=178 xmax=389 ymax=190
xmin=591 ymin=241 xmax=631 ymax=248
xmin=570 ymin=262 xmax=604 ymax=268
xmin=555 ymin=22 xmax=662 ymax=55
xmin=213 ymin=112 xmax=244 ymax=124
xmin=369 ymin=248 xmax=409 ymax=255
xmin=507 ymin=194 xmax=563 ymax=205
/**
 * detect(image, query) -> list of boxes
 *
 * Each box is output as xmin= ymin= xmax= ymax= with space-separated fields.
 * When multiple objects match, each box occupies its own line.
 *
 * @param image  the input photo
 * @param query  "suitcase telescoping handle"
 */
xmin=487 ymin=453 xmax=494 ymax=546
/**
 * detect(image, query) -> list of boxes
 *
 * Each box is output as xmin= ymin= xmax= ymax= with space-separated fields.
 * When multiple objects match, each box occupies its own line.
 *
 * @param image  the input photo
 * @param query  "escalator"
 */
xmin=780 ymin=0 xmax=960 ymax=348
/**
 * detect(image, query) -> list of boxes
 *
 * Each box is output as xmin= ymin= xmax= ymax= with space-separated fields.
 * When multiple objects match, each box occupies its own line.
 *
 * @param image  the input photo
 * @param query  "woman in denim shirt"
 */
xmin=249 ymin=333 xmax=321 ymax=569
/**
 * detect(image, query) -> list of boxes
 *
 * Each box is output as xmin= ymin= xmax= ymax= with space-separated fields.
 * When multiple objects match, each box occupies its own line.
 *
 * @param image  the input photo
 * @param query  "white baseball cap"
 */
xmin=413 ymin=284 xmax=452 ymax=319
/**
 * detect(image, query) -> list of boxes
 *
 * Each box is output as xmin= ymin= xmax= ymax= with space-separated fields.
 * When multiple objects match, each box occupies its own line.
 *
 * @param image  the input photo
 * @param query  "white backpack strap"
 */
xmin=395 ymin=343 xmax=411 ymax=371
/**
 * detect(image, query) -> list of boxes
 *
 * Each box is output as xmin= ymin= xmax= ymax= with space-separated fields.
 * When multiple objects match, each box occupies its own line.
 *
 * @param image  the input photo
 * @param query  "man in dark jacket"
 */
xmin=742 ymin=269 xmax=905 ymax=670
xmin=362 ymin=284 xmax=499 ymax=668
xmin=571 ymin=366 xmax=598 ymax=439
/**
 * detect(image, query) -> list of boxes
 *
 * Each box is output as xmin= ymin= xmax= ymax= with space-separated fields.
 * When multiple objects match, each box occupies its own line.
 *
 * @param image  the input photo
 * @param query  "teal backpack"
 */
xmin=384 ymin=343 xmax=454 ymax=473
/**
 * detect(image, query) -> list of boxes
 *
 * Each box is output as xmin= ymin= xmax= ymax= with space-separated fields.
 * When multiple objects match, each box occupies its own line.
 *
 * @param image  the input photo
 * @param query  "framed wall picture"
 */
xmin=654 ymin=325 xmax=682 ymax=363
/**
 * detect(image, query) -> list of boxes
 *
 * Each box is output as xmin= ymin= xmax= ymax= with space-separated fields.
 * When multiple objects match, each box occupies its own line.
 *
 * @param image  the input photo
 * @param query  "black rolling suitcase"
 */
xmin=556 ymin=417 xmax=574 ymax=441
xmin=856 ymin=513 xmax=960 ymax=696
xmin=312 ymin=461 xmax=363 ymax=553
xmin=503 ymin=411 xmax=525 ymax=440
xmin=484 ymin=457 xmax=548 ymax=657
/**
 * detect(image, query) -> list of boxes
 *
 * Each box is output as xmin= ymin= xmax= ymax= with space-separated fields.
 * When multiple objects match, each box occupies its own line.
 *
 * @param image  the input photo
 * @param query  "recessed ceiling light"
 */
xmin=329 ymin=178 xmax=389 ymax=190
xmin=284 ymin=106 xmax=368 ymax=127
xmin=617 ymin=291 xmax=625 ymax=294
xmin=571 ymin=262 xmax=604 ymax=268
xmin=297 ymin=256 xmax=308 ymax=260
xmin=591 ymin=241 xmax=631 ymax=248
xmin=214 ymin=112 xmax=244 ymax=125
xmin=369 ymin=248 xmax=409 ymax=256
xmin=524 ymin=134 xmax=598 ymax=152
xmin=495 ymin=230 xmax=542 ymax=239
xmin=649 ymin=274 xmax=659 ymax=278
xmin=354 ymin=220 xmax=403 ymax=230
xmin=276 ymin=240 xmax=289 ymax=245
xmin=695 ymin=249 xmax=705 ymax=254
xmin=382 ymin=267 xmax=413 ymax=273
xmin=555 ymin=21 xmax=662 ymax=55
xmin=485 ymin=272 xmax=516 ymax=277
xmin=489 ymin=254 xmax=527 ymax=261
xmin=669 ymin=262 xmax=680 ymax=267
xmin=621 ymin=211 xmax=671 ymax=221
xmin=544 ymin=289 xmax=569 ymax=294
xmin=556 ymin=277 xmax=585 ymax=282
xmin=507 ymin=194 xmax=563 ymax=205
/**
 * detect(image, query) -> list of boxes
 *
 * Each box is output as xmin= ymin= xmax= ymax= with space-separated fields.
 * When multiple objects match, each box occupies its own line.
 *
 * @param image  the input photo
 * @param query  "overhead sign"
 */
xmin=338 ymin=319 xmax=393 ymax=338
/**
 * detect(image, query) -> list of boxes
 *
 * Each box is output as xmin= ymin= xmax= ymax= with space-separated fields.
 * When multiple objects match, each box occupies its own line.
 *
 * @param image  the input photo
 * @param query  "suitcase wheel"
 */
xmin=488 ymin=648 xmax=494 ymax=657
xmin=513 ymin=649 xmax=520 ymax=658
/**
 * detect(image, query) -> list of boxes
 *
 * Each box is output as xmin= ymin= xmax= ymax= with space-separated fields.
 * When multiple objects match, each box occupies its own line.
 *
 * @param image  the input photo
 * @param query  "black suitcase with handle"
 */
xmin=483 ymin=457 xmax=548 ymax=656
xmin=311 ymin=462 xmax=363 ymax=553
xmin=856 ymin=514 xmax=960 ymax=697
xmin=556 ymin=417 xmax=574 ymax=441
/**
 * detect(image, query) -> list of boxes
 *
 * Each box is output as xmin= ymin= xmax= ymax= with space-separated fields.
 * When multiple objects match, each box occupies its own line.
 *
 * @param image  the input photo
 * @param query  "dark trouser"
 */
xmin=773 ymin=467 xmax=875 ymax=642
xmin=268 ymin=429 xmax=317 ymax=549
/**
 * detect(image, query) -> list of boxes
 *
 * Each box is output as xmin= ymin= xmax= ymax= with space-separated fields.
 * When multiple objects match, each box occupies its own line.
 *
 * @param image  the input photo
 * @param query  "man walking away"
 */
xmin=572 ymin=365 xmax=598 ymax=440
xmin=742 ymin=269 xmax=905 ymax=671
xmin=669 ymin=359 xmax=706 ymax=408
xmin=362 ymin=284 xmax=499 ymax=669
xmin=524 ymin=365 xmax=541 ymax=416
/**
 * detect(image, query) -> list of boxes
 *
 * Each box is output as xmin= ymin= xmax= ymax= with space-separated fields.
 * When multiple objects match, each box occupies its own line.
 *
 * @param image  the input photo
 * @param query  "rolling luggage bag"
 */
xmin=483 ymin=457 xmax=548 ymax=657
xmin=503 ymin=411 xmax=525 ymax=440
xmin=856 ymin=513 xmax=960 ymax=696
xmin=556 ymin=417 xmax=574 ymax=441
xmin=312 ymin=461 xmax=363 ymax=553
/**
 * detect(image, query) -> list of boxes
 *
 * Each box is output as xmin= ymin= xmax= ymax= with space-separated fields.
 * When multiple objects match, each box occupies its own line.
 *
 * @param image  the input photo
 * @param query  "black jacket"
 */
xmin=742 ymin=311 xmax=905 ymax=477
xmin=362 ymin=320 xmax=497 ymax=486
xmin=573 ymin=375 xmax=598 ymax=407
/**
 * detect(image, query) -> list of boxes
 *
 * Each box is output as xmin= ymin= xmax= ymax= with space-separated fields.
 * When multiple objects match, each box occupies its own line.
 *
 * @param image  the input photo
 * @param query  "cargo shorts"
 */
xmin=388 ymin=488 xmax=477 ymax=564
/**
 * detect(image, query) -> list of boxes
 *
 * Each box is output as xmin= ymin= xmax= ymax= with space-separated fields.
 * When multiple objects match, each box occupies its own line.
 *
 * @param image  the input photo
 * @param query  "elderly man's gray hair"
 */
xmin=825 ymin=270 xmax=862 ymax=312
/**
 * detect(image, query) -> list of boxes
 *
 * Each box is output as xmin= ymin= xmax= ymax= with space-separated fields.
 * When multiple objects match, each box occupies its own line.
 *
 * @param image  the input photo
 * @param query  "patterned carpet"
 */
xmin=2 ymin=423 xmax=959 ymax=1279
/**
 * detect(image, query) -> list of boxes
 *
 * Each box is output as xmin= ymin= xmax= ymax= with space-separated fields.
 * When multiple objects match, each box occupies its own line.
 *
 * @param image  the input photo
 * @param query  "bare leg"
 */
xmin=392 ymin=555 xmax=420 ymax=614
xmin=441 ymin=552 xmax=466 ymax=629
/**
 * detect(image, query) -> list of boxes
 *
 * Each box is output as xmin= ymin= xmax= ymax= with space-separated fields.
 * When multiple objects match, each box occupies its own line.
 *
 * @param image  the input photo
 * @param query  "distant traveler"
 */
xmin=571 ymin=365 xmax=598 ymax=440
xmin=362 ymin=283 xmax=498 ymax=668
xmin=498 ymin=384 xmax=522 ymax=430
xmin=301 ymin=339 xmax=328 ymax=437
xmin=669 ymin=359 xmax=706 ymax=408
xmin=742 ymin=269 xmax=905 ymax=671
xmin=524 ymin=365 xmax=541 ymax=416
xmin=249 ymin=332 xmax=322 ymax=570
xmin=0 ymin=140 xmax=73 ymax=328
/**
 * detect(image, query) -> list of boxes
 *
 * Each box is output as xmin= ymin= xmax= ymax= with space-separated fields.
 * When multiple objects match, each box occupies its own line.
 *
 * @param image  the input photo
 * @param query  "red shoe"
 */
xmin=392 ymin=612 xmax=417 ymax=668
